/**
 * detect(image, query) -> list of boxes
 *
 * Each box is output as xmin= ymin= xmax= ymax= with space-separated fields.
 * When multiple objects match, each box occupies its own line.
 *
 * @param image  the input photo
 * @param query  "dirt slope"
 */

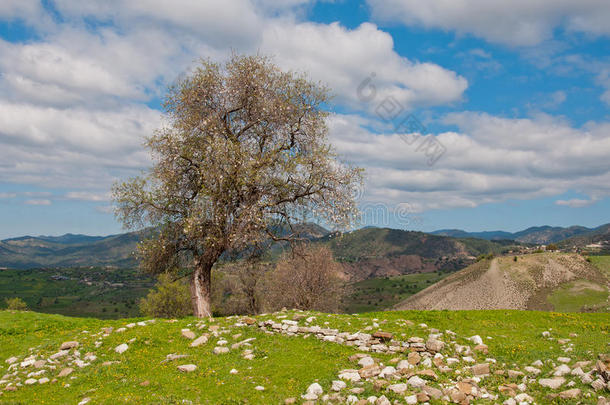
xmin=394 ymin=253 xmax=609 ymax=311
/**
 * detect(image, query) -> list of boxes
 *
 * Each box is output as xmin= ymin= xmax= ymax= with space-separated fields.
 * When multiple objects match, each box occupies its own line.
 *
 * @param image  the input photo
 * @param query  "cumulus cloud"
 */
xmin=328 ymin=112 xmax=610 ymax=211
xmin=367 ymin=0 xmax=610 ymax=47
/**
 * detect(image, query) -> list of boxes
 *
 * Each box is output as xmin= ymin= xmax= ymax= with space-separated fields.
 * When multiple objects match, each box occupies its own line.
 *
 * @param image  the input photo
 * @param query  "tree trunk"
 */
xmin=190 ymin=261 xmax=213 ymax=318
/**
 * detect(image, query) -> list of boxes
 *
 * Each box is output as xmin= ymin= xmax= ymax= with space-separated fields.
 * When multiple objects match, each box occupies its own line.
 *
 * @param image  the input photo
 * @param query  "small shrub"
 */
xmin=139 ymin=273 xmax=192 ymax=318
xmin=513 ymin=256 xmax=518 ymax=262
xmin=5 ymin=297 xmax=28 ymax=311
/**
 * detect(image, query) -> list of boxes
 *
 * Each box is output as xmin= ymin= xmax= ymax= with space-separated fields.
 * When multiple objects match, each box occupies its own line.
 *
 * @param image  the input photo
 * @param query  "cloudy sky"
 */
xmin=1 ymin=0 xmax=610 ymax=238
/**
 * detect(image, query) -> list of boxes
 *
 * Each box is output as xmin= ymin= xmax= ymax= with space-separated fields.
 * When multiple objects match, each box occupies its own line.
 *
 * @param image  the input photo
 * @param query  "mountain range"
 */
xmin=431 ymin=223 xmax=610 ymax=244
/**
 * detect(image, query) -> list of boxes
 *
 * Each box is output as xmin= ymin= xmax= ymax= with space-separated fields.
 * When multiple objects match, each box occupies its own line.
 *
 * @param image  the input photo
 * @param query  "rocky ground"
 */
xmin=0 ymin=309 xmax=609 ymax=404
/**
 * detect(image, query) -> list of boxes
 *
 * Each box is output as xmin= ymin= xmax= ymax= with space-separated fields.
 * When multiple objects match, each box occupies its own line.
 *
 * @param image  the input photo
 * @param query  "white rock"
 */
xmin=20 ymin=359 xmax=35 ymax=368
xmin=387 ymin=383 xmax=408 ymax=394
xmin=115 ymin=344 xmax=129 ymax=354
xmin=469 ymin=335 xmax=484 ymax=345
xmin=177 ymin=364 xmax=197 ymax=373
xmin=557 ymin=357 xmax=571 ymax=363
xmin=542 ymin=331 xmax=550 ymax=337
xmin=78 ymin=398 xmax=91 ymax=405
xmin=379 ymin=366 xmax=396 ymax=378
xmin=331 ymin=380 xmax=346 ymax=391
xmin=24 ymin=378 xmax=37 ymax=385
xmin=524 ymin=366 xmax=541 ymax=375
xmin=515 ymin=393 xmax=533 ymax=402
xmin=302 ymin=393 xmax=318 ymax=401
xmin=38 ymin=377 xmax=49 ymax=384
xmin=5 ymin=357 xmax=17 ymax=364
xmin=346 ymin=395 xmax=358 ymax=404
xmin=254 ymin=385 xmax=265 ymax=391
xmin=539 ymin=377 xmax=565 ymax=389
xmin=126 ymin=323 xmax=136 ymax=328
xmin=375 ymin=395 xmax=391 ymax=405
xmin=306 ymin=382 xmax=323 ymax=396
xmin=554 ymin=364 xmax=571 ymax=376
xmin=213 ymin=347 xmax=229 ymax=355
xmin=367 ymin=396 xmax=377 ymax=404
xmin=503 ymin=398 xmax=517 ymax=405
xmin=405 ymin=394 xmax=418 ymax=405
xmin=407 ymin=375 xmax=426 ymax=388
xmin=229 ymin=368 xmax=238 ymax=375
xmin=532 ymin=360 xmax=543 ymax=367
xmin=339 ymin=370 xmax=361 ymax=382
xmin=358 ymin=356 xmax=375 ymax=367
xmin=396 ymin=360 xmax=412 ymax=371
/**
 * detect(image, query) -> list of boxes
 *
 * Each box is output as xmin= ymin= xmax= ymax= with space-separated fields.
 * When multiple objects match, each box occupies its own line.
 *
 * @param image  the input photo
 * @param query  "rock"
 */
xmin=306 ymin=383 xmax=323 ymax=396
xmin=190 ymin=335 xmax=209 ymax=347
xmin=339 ymin=370 xmax=361 ymax=382
xmin=242 ymin=317 xmax=256 ymax=325
xmin=472 ymin=363 xmax=490 ymax=376
xmin=60 ymin=341 xmax=79 ymax=350
xmin=542 ymin=331 xmax=551 ymax=337
xmin=302 ymin=392 xmax=318 ymax=401
xmin=375 ymin=395 xmax=390 ymax=405
xmin=474 ymin=344 xmax=489 ymax=354
xmin=115 ymin=344 xmax=128 ymax=354
xmin=177 ymin=364 xmax=197 ymax=372
xmin=359 ymin=364 xmax=381 ymax=378
xmin=38 ymin=377 xmax=49 ymax=384
xmin=24 ymin=378 xmax=37 ymax=385
xmin=34 ymin=360 xmax=45 ymax=368
xmin=331 ymin=380 xmax=346 ymax=391
xmin=5 ymin=357 xmax=17 ymax=365
xmin=532 ymin=360 xmax=543 ymax=367
xmin=554 ymin=364 xmax=571 ymax=376
xmin=417 ymin=369 xmax=437 ymax=380
xmin=407 ymin=352 xmax=421 ymax=365
xmin=423 ymin=386 xmax=442 ymax=399
xmin=58 ymin=368 xmax=73 ymax=377
xmin=284 ymin=398 xmax=296 ymax=404
xmin=592 ymin=379 xmax=606 ymax=391
xmin=524 ymin=366 xmax=541 ymax=375
xmin=140 ymin=380 xmax=150 ymax=386
xmin=426 ymin=339 xmax=445 ymax=352
xmin=469 ymin=335 xmax=484 ymax=345
xmin=379 ymin=366 xmax=396 ymax=378
xmin=416 ymin=393 xmax=429 ymax=403
xmin=358 ymin=356 xmax=375 ymax=367
xmin=77 ymin=398 xmax=91 ymax=405
xmin=213 ymin=347 xmax=229 ymax=355
xmin=407 ymin=375 xmax=426 ymax=388
xmin=508 ymin=370 xmax=524 ymax=379
xmin=388 ymin=383 xmax=408 ymax=394
xmin=514 ymin=393 xmax=533 ymax=402
xmin=20 ymin=359 xmax=35 ymax=368
xmin=230 ymin=369 xmax=238 ymax=375
xmin=559 ymin=388 xmax=581 ymax=399
xmin=405 ymin=394 xmax=418 ymax=405
xmin=396 ymin=360 xmax=412 ymax=371
xmin=539 ymin=377 xmax=565 ymax=389
xmin=372 ymin=331 xmax=393 ymax=341
xmin=254 ymin=386 xmax=265 ymax=391
xmin=557 ymin=357 xmax=571 ymax=363
xmin=457 ymin=381 xmax=474 ymax=395
xmin=181 ymin=329 xmax=196 ymax=340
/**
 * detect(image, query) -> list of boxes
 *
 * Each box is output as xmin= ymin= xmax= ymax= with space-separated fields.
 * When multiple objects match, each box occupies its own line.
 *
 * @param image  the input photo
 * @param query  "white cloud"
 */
xmin=555 ymin=198 xmax=597 ymax=208
xmin=65 ymin=191 xmax=111 ymax=202
xmin=328 ymin=112 xmax=610 ymax=211
xmin=0 ymin=193 xmax=17 ymax=199
xmin=24 ymin=199 xmax=52 ymax=206
xmin=262 ymin=22 xmax=468 ymax=110
xmin=367 ymin=0 xmax=610 ymax=47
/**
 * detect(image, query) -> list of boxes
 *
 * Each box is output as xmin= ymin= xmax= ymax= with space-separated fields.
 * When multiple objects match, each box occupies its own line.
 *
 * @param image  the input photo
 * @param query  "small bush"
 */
xmin=139 ymin=274 xmax=192 ymax=318
xmin=5 ymin=297 xmax=28 ymax=311
xmin=513 ymin=256 xmax=518 ymax=262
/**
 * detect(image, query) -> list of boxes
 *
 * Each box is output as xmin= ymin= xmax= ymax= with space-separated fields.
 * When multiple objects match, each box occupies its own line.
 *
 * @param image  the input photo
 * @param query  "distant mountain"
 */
xmin=431 ymin=223 xmax=609 ymax=244
xmin=559 ymin=223 xmax=610 ymax=249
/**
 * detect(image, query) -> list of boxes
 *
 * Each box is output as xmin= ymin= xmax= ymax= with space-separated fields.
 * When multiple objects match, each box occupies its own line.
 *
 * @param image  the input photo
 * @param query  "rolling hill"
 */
xmin=395 ymin=252 xmax=610 ymax=312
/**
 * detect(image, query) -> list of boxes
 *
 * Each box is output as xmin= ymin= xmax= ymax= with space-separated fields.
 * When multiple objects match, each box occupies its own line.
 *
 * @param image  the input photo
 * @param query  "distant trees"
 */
xmin=139 ymin=274 xmax=192 ymax=318
xmin=546 ymin=243 xmax=558 ymax=252
xmin=5 ymin=297 xmax=28 ymax=311
xmin=113 ymin=54 xmax=362 ymax=318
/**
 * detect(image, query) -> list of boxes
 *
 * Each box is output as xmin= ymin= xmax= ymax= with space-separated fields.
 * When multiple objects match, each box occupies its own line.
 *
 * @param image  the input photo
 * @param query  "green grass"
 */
xmin=547 ymin=280 xmax=609 ymax=312
xmin=1 ymin=309 xmax=608 ymax=404
xmin=588 ymin=255 xmax=610 ymax=279
xmin=0 ymin=268 xmax=154 ymax=319
xmin=344 ymin=272 xmax=449 ymax=312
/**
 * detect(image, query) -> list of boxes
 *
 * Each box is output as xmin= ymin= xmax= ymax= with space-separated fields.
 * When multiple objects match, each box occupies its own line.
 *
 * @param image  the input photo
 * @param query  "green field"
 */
xmin=589 ymin=255 xmax=610 ymax=278
xmin=344 ymin=272 xmax=449 ymax=313
xmin=1 ymin=309 xmax=607 ymax=404
xmin=0 ymin=268 xmax=154 ymax=319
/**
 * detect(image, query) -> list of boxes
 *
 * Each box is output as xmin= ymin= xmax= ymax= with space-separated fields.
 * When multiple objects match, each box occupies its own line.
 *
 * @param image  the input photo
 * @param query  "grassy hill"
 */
xmin=0 ymin=309 xmax=608 ymax=404
xmin=395 ymin=253 xmax=610 ymax=312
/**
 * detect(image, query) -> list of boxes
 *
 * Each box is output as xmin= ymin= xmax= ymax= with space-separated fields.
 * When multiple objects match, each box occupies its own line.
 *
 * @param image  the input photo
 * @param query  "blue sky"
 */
xmin=1 ymin=0 xmax=610 ymax=239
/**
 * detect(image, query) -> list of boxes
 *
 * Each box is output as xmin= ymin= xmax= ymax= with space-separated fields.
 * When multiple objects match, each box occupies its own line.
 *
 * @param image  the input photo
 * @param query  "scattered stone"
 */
xmin=408 ymin=375 xmax=426 ymax=388
xmin=425 ymin=339 xmax=445 ymax=352
xmin=58 ymin=368 xmax=73 ymax=378
xmin=405 ymin=394 xmax=417 ymax=405
xmin=254 ymin=386 xmax=265 ymax=391
xmin=474 ymin=344 xmax=489 ymax=354
xmin=115 ymin=344 xmax=129 ymax=354
xmin=77 ymin=398 xmax=91 ymax=405
xmin=230 ymin=369 xmax=238 ymax=375
xmin=388 ymin=383 xmax=408 ymax=394
xmin=358 ymin=356 xmax=375 ymax=367
xmin=60 ymin=341 xmax=79 ymax=350
xmin=140 ymin=380 xmax=150 ymax=387
xmin=5 ymin=357 xmax=17 ymax=365
xmin=213 ymin=347 xmax=229 ymax=355
xmin=372 ymin=331 xmax=393 ymax=341
xmin=558 ymin=357 xmax=571 ymax=363
xmin=38 ymin=377 xmax=49 ymax=384
xmin=177 ymin=364 xmax=197 ymax=373
xmin=592 ymin=379 xmax=606 ymax=391
xmin=190 ymin=335 xmax=209 ymax=347
xmin=559 ymin=388 xmax=581 ymax=399
xmin=539 ymin=377 xmax=565 ymax=389
xmin=24 ymin=379 xmax=37 ymax=385
xmin=472 ymin=363 xmax=490 ymax=376
xmin=554 ymin=364 xmax=571 ymax=376
xmin=524 ymin=366 xmax=541 ymax=375
xmin=332 ymin=380 xmax=346 ymax=391
xmin=469 ymin=335 xmax=484 ymax=345
xmin=359 ymin=364 xmax=381 ymax=378
xmin=181 ymin=329 xmax=196 ymax=340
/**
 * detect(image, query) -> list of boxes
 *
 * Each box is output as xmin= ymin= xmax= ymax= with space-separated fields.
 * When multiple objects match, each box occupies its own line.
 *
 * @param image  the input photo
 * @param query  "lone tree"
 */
xmin=113 ymin=54 xmax=362 ymax=318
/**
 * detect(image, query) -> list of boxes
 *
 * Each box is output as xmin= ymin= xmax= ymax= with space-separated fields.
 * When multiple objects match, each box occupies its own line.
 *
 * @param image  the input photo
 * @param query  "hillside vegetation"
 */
xmin=0 ymin=309 xmax=608 ymax=404
xmin=396 ymin=253 xmax=609 ymax=312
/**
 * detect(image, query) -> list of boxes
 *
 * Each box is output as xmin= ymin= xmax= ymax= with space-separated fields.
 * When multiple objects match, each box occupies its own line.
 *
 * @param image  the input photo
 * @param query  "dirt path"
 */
xmin=396 ymin=258 xmax=527 ymax=310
